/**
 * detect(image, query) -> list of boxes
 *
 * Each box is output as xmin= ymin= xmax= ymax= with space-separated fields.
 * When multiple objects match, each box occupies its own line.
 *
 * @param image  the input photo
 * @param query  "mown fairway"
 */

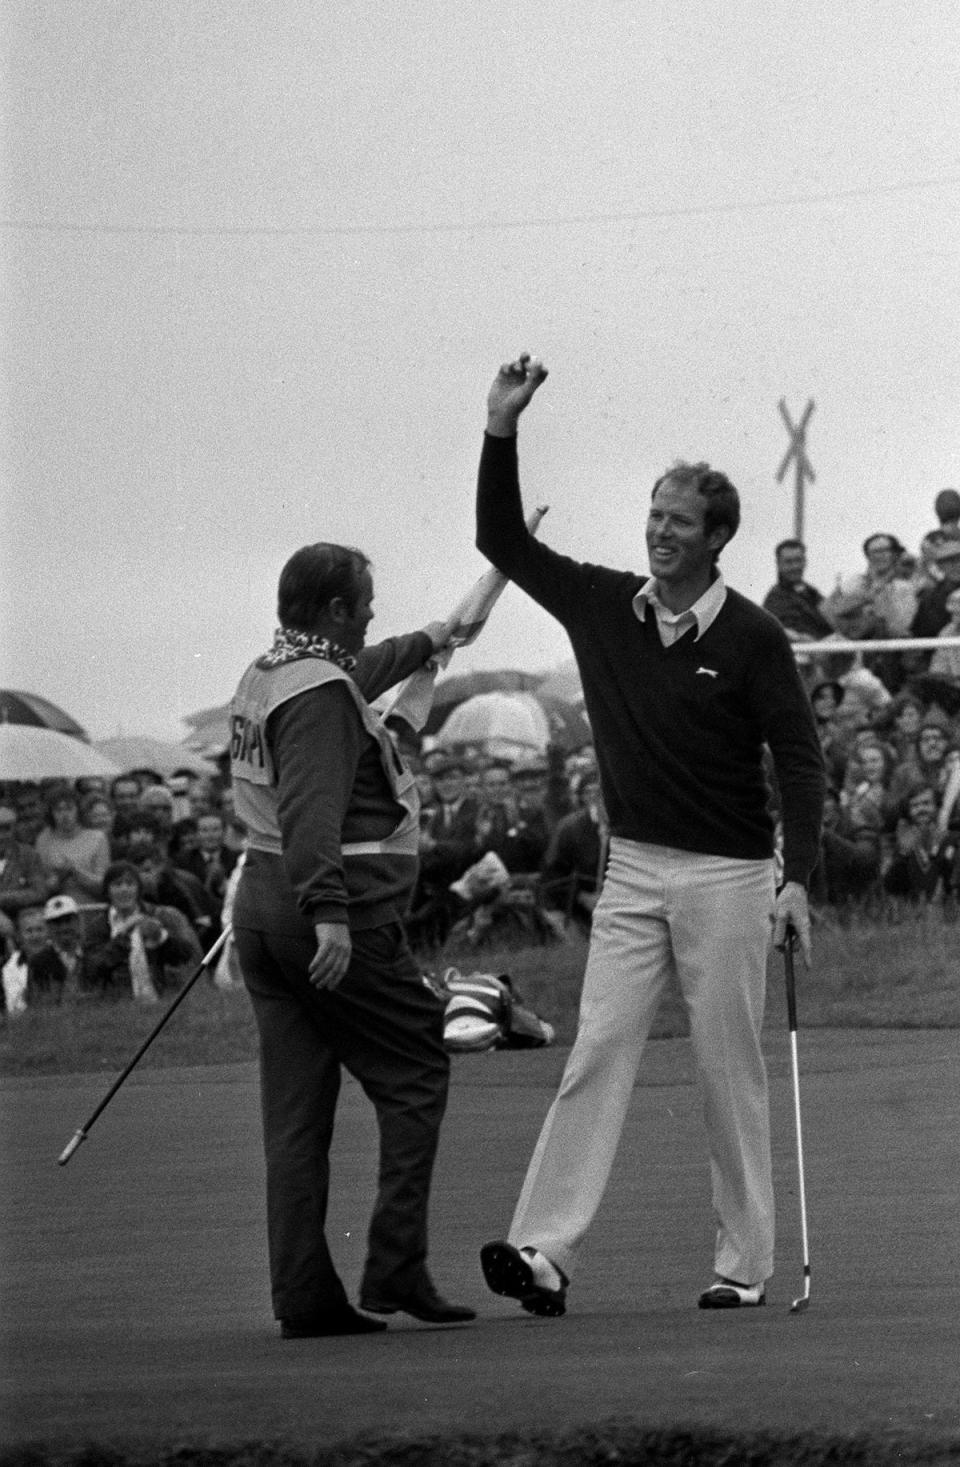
xmin=2 ymin=1024 xmax=959 ymax=1461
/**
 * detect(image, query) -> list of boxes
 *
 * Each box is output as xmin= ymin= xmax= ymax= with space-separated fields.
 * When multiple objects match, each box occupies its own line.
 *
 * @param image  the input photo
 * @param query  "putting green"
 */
xmin=2 ymin=1029 xmax=958 ymax=1452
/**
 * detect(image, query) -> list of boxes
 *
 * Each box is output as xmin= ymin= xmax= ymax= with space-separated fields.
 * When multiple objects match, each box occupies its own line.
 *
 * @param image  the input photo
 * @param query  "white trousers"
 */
xmin=508 ymin=837 xmax=777 ymax=1285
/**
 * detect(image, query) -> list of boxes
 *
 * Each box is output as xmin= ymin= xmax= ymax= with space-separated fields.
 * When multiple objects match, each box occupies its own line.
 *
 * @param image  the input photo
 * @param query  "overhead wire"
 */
xmin=1 ymin=172 xmax=959 ymax=241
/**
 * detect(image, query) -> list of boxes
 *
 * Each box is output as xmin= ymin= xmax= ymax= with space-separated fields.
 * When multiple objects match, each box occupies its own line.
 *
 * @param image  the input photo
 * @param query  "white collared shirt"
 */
xmin=632 ymin=570 xmax=727 ymax=647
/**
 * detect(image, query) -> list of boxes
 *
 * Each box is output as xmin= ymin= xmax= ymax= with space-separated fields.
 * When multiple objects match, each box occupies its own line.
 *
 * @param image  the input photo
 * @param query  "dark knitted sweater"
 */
xmin=477 ymin=433 xmax=825 ymax=885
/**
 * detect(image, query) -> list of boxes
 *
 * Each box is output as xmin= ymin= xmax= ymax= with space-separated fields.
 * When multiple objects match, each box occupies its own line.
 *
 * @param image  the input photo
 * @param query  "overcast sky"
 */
xmin=3 ymin=1 xmax=959 ymax=742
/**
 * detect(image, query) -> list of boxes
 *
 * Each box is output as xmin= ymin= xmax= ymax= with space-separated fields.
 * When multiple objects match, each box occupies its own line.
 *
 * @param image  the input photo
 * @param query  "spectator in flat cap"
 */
xmin=418 ymin=757 xmax=481 ymax=881
xmin=409 ymin=755 xmax=482 ymax=945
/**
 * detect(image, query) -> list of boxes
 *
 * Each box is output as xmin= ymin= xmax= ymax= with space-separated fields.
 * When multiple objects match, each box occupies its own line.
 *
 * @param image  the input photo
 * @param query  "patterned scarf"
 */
xmin=258 ymin=626 xmax=357 ymax=672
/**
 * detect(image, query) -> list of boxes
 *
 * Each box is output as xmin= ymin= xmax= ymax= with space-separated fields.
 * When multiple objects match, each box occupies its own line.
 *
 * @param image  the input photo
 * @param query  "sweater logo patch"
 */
xmin=695 ymin=666 xmax=719 ymax=679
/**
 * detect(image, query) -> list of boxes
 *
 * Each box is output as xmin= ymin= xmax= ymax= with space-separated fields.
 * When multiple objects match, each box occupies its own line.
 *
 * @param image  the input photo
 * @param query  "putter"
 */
xmin=783 ymin=925 xmax=811 ymax=1312
xmin=57 ymin=925 xmax=232 ymax=1166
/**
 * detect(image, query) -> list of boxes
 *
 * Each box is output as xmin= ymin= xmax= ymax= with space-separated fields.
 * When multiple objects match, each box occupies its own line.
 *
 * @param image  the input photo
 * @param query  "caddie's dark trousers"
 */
xmin=235 ymin=921 xmax=450 ymax=1320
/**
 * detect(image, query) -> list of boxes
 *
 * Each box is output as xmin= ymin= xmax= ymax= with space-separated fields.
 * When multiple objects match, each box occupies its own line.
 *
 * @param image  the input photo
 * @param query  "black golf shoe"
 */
xmin=480 ymin=1240 xmax=568 ymax=1317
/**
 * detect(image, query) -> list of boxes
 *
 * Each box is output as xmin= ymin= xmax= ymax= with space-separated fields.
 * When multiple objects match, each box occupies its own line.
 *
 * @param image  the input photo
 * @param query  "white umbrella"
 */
xmin=435 ymin=691 xmax=551 ymax=759
xmin=0 ymin=725 xmax=121 ymax=782
xmin=94 ymin=736 xmax=215 ymax=778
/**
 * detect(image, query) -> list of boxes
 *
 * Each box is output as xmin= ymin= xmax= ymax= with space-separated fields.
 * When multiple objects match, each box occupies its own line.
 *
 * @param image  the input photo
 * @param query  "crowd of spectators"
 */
xmin=5 ymin=488 xmax=960 ymax=1016
xmin=407 ymin=743 xmax=607 ymax=949
xmin=0 ymin=768 xmax=245 ymax=1017
xmin=0 ymin=743 xmax=609 ymax=1017
xmin=762 ymin=486 xmax=960 ymax=923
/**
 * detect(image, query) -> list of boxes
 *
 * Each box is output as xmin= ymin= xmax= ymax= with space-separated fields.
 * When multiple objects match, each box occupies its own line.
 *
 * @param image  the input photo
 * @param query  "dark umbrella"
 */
xmin=0 ymin=689 xmax=89 ymax=741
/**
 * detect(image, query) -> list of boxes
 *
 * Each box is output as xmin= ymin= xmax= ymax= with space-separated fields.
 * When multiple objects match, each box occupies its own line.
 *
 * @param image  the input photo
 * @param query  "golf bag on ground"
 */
xmin=438 ymin=967 xmax=555 ymax=1053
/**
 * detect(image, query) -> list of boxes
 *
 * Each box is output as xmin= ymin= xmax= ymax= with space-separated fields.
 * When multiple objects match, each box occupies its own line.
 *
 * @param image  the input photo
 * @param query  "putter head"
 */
xmin=789 ymin=1294 xmax=810 ymax=1314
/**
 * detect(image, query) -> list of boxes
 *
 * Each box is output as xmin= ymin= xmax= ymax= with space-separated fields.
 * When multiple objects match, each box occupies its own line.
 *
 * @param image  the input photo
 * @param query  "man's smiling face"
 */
xmin=645 ymin=478 xmax=723 ymax=596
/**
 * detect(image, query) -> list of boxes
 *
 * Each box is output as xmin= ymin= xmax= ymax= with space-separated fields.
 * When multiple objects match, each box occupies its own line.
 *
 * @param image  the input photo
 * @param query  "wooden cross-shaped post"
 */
xmin=776 ymin=398 xmax=816 ymax=542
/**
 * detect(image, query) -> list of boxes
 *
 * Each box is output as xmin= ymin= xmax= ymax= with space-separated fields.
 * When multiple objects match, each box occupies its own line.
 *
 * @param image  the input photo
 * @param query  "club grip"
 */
xmin=57 ymin=1129 xmax=87 ymax=1166
xmin=782 ymin=924 xmax=799 ymax=1032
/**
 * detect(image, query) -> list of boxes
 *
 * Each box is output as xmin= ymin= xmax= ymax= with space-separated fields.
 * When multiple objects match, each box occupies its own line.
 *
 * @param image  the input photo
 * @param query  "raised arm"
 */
xmin=477 ymin=353 xmax=590 ymax=627
xmin=486 ymin=353 xmax=549 ymax=437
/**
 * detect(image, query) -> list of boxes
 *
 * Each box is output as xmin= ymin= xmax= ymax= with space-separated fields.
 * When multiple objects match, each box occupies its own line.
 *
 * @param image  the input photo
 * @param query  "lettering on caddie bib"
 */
xmin=231 ymin=713 xmax=269 ymax=783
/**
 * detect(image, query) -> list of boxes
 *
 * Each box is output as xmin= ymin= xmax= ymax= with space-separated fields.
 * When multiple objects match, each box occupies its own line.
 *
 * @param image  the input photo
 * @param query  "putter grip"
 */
xmin=57 ymin=1129 xmax=86 ymax=1166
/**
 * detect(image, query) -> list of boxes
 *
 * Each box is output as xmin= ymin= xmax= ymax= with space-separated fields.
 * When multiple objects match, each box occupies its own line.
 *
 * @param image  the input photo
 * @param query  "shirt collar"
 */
xmin=632 ymin=569 xmax=727 ymax=641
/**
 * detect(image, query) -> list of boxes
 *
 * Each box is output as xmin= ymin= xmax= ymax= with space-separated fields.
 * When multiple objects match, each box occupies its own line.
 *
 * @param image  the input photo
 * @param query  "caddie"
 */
xmin=230 ymin=540 xmax=476 ymax=1338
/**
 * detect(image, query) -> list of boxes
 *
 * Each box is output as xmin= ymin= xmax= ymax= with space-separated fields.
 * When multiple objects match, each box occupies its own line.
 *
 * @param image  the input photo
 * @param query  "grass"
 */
xmin=2 ymin=910 xmax=958 ymax=1079
xmin=5 ymin=921 xmax=958 ymax=1467
xmin=3 ymin=1423 xmax=960 ymax=1467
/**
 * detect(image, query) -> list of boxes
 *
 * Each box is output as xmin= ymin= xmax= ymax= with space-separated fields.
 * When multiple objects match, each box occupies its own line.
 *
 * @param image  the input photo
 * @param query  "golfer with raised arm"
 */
xmin=478 ymin=355 xmax=825 ymax=1315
